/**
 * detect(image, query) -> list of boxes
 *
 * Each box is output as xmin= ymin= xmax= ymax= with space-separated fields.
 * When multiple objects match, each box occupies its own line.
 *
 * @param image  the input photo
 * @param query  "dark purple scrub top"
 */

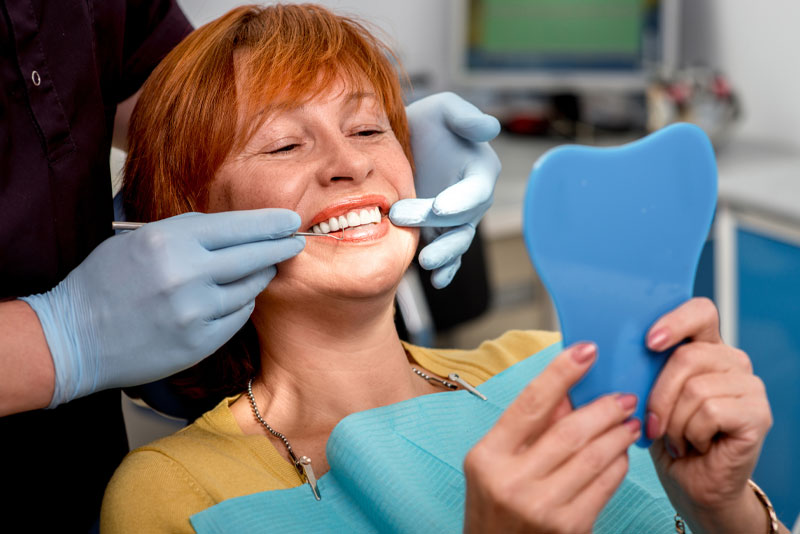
xmin=0 ymin=1 xmax=191 ymax=530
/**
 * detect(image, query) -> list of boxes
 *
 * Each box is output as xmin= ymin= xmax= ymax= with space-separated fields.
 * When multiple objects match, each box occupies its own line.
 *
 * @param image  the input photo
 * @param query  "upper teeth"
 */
xmin=312 ymin=207 xmax=382 ymax=234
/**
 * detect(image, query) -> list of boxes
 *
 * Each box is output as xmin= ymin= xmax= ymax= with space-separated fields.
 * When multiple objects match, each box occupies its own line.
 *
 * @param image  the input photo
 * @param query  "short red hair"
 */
xmin=122 ymin=4 xmax=412 ymax=411
xmin=123 ymin=2 xmax=411 ymax=222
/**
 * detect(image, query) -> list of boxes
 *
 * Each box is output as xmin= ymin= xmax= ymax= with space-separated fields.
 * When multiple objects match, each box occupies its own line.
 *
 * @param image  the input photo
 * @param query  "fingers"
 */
xmin=683 ymin=387 xmax=771 ymax=457
xmin=440 ymin=93 xmax=501 ymax=142
xmin=465 ymin=343 xmax=639 ymax=534
xmin=481 ymin=343 xmax=597 ymax=454
xmin=663 ymin=372 xmax=742 ymax=455
xmin=198 ymin=299 xmax=258 ymax=358
xmin=521 ymin=393 xmax=639 ymax=480
xmin=418 ymin=224 xmax=476 ymax=271
xmin=207 ymin=236 xmax=304 ymax=284
xmin=172 ymin=267 xmax=275 ymax=324
xmin=665 ymin=373 xmax=770 ymax=457
xmin=430 ymin=257 xmax=461 ymax=289
xmin=646 ymin=342 xmax=752 ymax=440
xmin=212 ymin=267 xmax=276 ymax=319
xmin=646 ymin=297 xmax=722 ymax=351
xmin=431 ymin=146 xmax=500 ymax=217
xmin=390 ymin=197 xmax=490 ymax=228
xmin=565 ymin=452 xmax=630 ymax=529
xmin=389 ymin=198 xmax=436 ymax=226
xmin=166 ymin=208 xmax=301 ymax=250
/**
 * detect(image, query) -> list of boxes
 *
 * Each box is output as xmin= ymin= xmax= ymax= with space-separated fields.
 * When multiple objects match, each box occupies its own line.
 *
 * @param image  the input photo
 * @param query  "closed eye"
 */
xmin=268 ymin=143 xmax=300 ymax=154
xmin=354 ymin=129 xmax=384 ymax=137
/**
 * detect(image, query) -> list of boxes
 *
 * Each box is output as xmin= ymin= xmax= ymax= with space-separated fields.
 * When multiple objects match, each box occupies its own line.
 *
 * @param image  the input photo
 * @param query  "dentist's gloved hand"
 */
xmin=390 ymin=92 xmax=501 ymax=288
xmin=21 ymin=209 xmax=304 ymax=408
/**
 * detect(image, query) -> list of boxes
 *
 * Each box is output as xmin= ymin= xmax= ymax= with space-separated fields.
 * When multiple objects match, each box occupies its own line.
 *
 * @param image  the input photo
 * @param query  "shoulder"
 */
xmin=102 ymin=396 xmax=301 ymax=533
xmin=406 ymin=330 xmax=562 ymax=384
xmin=100 ymin=410 xmax=230 ymax=534
xmin=101 ymin=446 xmax=213 ymax=534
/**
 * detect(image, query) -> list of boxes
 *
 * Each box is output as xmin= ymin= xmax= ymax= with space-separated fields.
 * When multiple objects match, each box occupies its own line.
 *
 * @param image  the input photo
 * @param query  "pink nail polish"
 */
xmin=645 ymin=412 xmax=660 ymax=439
xmin=647 ymin=328 xmax=669 ymax=351
xmin=572 ymin=343 xmax=596 ymax=364
xmin=624 ymin=418 xmax=641 ymax=434
xmin=616 ymin=394 xmax=637 ymax=412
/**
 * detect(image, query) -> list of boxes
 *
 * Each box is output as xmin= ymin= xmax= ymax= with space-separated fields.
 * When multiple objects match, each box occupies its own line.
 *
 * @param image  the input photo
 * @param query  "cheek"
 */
xmin=207 ymin=164 xmax=307 ymax=212
xmin=377 ymin=138 xmax=415 ymax=200
xmin=205 ymin=175 xmax=234 ymax=213
xmin=390 ymin=159 xmax=415 ymax=200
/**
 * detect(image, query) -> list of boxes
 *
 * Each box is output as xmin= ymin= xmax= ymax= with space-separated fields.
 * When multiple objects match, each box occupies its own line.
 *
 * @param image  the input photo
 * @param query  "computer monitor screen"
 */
xmin=451 ymin=0 xmax=672 ymax=92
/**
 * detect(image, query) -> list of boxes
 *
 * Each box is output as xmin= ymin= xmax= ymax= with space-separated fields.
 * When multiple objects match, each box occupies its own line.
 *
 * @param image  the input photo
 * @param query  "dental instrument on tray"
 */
xmin=112 ymin=221 xmax=344 ymax=240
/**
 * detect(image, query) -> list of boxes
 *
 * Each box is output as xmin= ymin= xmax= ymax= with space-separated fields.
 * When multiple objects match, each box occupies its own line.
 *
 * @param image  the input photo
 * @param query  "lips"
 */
xmin=305 ymin=195 xmax=392 ymax=243
xmin=307 ymin=194 xmax=392 ymax=229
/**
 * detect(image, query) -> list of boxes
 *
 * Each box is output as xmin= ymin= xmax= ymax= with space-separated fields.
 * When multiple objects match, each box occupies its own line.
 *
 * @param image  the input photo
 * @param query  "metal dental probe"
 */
xmin=111 ymin=221 xmax=344 ymax=240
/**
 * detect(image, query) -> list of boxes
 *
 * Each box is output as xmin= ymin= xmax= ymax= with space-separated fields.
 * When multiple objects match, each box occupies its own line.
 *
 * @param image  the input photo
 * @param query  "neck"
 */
xmin=246 ymin=290 xmax=428 ymax=438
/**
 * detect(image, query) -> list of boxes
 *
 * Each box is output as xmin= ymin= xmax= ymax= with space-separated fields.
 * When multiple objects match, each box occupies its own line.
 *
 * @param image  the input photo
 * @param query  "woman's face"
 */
xmin=208 ymin=77 xmax=418 ymax=304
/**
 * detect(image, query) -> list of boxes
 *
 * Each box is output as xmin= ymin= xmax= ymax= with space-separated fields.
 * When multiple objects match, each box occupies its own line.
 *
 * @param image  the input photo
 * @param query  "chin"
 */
xmin=332 ymin=259 xmax=409 ymax=298
xmin=322 ymin=229 xmax=417 ymax=297
xmin=267 ymin=227 xmax=418 ymax=303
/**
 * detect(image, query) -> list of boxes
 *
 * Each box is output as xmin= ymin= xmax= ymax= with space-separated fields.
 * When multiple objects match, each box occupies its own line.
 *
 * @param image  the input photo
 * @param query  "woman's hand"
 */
xmin=645 ymin=297 xmax=780 ymax=534
xmin=463 ymin=343 xmax=641 ymax=534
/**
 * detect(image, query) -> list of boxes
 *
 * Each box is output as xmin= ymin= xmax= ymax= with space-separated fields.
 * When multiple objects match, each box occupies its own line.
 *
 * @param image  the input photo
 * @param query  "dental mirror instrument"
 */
xmin=111 ymin=221 xmax=344 ymax=240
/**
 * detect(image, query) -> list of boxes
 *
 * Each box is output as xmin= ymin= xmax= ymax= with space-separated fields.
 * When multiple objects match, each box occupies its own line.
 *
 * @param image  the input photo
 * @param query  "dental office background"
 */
xmin=115 ymin=0 xmax=800 ymax=528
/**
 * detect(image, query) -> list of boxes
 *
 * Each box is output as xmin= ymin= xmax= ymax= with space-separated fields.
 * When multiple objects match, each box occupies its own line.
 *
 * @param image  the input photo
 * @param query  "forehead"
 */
xmin=235 ymin=48 xmax=380 ymax=107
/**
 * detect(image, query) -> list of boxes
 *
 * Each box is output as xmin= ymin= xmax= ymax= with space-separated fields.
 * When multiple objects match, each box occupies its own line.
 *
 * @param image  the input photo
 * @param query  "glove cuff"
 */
xmin=20 ymin=279 xmax=93 ymax=408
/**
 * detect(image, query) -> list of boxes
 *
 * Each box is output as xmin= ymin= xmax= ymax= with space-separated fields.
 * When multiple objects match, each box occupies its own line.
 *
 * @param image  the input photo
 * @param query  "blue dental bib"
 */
xmin=523 ymin=123 xmax=717 ymax=446
xmin=191 ymin=344 xmax=683 ymax=533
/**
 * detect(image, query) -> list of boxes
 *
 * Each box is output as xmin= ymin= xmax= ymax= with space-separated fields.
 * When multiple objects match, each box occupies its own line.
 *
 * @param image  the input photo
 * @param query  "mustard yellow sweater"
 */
xmin=100 ymin=330 xmax=560 ymax=533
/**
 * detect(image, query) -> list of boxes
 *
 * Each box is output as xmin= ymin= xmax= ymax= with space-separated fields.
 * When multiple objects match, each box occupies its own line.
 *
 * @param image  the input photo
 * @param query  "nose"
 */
xmin=316 ymin=133 xmax=373 ymax=186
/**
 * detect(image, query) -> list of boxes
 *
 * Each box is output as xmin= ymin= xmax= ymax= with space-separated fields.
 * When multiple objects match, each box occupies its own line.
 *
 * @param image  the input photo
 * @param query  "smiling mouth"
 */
xmin=309 ymin=206 xmax=383 ymax=235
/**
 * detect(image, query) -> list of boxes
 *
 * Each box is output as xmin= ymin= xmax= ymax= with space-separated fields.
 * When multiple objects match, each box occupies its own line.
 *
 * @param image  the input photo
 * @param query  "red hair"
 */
xmin=122 ymin=4 xmax=412 ymax=410
xmin=123 ymin=2 xmax=411 ymax=222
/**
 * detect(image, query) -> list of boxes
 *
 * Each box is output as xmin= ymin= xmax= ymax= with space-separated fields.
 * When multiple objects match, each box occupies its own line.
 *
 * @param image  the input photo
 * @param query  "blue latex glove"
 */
xmin=22 ymin=209 xmax=304 ymax=408
xmin=390 ymin=92 xmax=501 ymax=288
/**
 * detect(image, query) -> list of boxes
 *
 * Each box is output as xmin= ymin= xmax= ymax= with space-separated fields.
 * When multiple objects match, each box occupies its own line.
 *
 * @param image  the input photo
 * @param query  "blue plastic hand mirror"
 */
xmin=523 ymin=123 xmax=717 ymax=446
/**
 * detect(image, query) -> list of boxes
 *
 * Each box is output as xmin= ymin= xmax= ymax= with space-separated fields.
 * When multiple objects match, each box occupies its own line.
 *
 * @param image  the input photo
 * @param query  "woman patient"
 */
xmin=102 ymin=4 xmax=785 ymax=533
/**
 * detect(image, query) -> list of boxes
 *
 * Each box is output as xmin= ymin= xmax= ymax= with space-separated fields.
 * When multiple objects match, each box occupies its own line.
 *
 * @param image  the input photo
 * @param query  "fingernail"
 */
xmin=646 ymin=412 xmax=661 ymax=440
xmin=647 ymin=328 xmax=669 ymax=351
xmin=572 ymin=343 xmax=597 ymax=364
xmin=616 ymin=394 xmax=638 ymax=412
xmin=624 ymin=418 xmax=641 ymax=435
xmin=664 ymin=437 xmax=682 ymax=459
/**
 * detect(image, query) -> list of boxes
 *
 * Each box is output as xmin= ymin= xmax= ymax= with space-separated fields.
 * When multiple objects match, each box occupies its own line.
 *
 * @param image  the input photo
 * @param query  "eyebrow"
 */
xmin=345 ymin=91 xmax=377 ymax=103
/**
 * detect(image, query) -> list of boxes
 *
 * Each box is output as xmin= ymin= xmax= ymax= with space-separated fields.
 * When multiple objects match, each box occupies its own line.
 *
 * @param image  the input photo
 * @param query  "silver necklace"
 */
xmin=246 ymin=368 xmax=486 ymax=501
xmin=247 ymin=378 xmax=321 ymax=501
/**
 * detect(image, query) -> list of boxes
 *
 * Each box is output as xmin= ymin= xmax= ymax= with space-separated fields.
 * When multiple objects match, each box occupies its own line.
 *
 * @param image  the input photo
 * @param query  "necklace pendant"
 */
xmin=298 ymin=456 xmax=321 ymax=501
xmin=448 ymin=373 xmax=488 ymax=401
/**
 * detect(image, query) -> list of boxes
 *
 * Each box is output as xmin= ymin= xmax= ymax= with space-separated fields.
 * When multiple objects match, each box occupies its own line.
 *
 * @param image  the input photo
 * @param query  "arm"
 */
xmin=0 ymin=300 xmax=55 ymax=415
xmin=645 ymin=298 xmax=789 ymax=534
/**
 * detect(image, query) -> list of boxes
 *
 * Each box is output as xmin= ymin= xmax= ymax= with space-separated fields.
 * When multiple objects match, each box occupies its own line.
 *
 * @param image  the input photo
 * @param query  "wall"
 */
xmin=177 ymin=0 xmax=452 ymax=91
xmin=683 ymin=0 xmax=800 ymax=149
